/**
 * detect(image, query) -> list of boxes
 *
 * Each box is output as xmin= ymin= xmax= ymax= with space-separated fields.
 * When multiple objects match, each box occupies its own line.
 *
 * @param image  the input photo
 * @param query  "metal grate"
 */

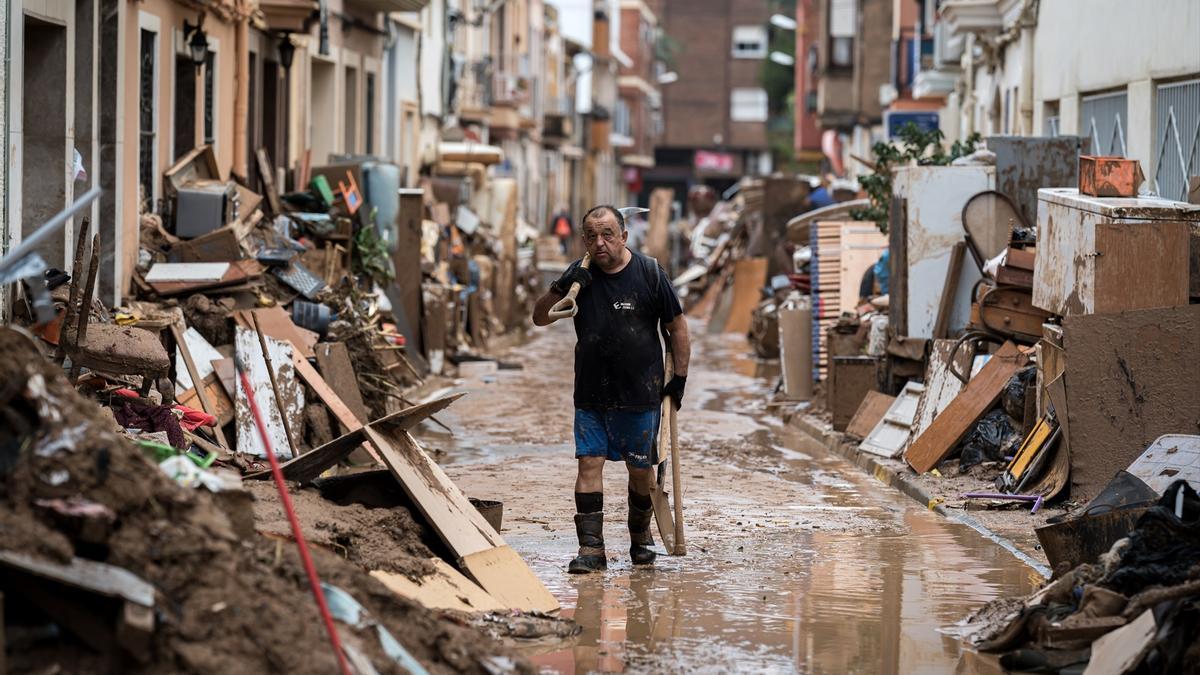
xmin=1080 ymin=90 xmax=1128 ymax=156
xmin=1154 ymin=78 xmax=1200 ymax=201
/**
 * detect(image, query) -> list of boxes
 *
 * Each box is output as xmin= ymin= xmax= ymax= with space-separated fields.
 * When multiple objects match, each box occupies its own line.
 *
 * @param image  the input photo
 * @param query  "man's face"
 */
xmin=581 ymin=211 xmax=627 ymax=265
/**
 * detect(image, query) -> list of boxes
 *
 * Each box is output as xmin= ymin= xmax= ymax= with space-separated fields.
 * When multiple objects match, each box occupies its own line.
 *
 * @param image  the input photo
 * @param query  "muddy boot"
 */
xmin=628 ymin=489 xmax=657 ymax=566
xmin=569 ymin=512 xmax=607 ymax=573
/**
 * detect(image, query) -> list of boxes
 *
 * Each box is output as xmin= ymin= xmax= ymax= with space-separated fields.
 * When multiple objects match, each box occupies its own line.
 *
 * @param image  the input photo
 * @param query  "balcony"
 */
xmin=346 ymin=0 xmax=429 ymax=12
xmin=259 ymin=0 xmax=317 ymax=32
xmin=940 ymin=0 xmax=1025 ymax=36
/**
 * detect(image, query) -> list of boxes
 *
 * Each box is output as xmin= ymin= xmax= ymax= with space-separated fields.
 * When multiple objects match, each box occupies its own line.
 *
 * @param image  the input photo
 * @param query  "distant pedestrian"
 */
xmin=551 ymin=206 xmax=573 ymax=255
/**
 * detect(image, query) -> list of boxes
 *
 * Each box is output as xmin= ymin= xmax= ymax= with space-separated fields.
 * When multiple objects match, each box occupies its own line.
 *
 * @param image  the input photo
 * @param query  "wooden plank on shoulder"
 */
xmin=904 ymin=341 xmax=1029 ymax=474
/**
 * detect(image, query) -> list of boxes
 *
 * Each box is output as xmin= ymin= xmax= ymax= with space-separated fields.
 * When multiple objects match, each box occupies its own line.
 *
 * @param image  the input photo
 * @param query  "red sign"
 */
xmin=694 ymin=150 xmax=734 ymax=173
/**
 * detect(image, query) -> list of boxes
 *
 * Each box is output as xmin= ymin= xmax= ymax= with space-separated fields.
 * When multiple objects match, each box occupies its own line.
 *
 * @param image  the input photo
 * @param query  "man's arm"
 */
xmin=664 ymin=313 xmax=690 ymax=376
xmin=532 ymin=288 xmax=564 ymax=327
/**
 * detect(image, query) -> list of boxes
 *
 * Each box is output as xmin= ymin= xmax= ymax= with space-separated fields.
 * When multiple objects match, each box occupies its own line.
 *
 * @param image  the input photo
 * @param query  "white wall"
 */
xmin=1033 ymin=0 xmax=1200 ymax=180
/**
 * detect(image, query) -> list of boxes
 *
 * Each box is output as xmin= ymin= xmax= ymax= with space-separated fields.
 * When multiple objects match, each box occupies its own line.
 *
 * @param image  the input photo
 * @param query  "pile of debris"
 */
xmin=0 ymin=144 xmax=569 ymax=672
xmin=957 ymin=480 xmax=1200 ymax=673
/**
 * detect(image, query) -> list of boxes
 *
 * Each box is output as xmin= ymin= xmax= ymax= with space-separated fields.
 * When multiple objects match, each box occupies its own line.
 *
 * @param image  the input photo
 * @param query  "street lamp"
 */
xmin=770 ymin=14 xmax=798 ymax=31
xmin=183 ymin=18 xmax=208 ymax=70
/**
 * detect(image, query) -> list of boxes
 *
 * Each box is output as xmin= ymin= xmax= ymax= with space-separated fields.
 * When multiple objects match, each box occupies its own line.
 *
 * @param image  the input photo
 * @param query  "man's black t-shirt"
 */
xmin=569 ymin=250 xmax=684 ymax=411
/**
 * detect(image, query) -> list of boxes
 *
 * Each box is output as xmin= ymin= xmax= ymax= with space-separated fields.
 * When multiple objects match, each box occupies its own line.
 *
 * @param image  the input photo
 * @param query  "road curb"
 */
xmin=787 ymin=413 xmax=1052 ymax=579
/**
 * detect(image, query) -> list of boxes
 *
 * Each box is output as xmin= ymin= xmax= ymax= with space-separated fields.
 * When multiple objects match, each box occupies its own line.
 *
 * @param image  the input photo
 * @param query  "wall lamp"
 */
xmin=183 ymin=17 xmax=208 ymax=70
xmin=278 ymin=34 xmax=296 ymax=70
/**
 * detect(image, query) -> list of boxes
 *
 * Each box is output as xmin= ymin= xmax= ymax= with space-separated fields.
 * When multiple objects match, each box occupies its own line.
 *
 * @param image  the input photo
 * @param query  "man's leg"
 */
xmin=626 ymin=464 xmax=657 ymax=565
xmin=571 ymin=410 xmax=609 ymax=574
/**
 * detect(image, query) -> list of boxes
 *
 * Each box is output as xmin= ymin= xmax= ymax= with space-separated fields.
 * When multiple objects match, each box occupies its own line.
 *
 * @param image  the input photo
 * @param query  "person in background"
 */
xmin=551 ymin=205 xmax=573 ymax=255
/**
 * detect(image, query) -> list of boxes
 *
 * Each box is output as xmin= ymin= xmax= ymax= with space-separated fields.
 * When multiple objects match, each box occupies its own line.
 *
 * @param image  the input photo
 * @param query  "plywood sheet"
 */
xmin=905 ymin=339 xmax=973 ymax=452
xmin=371 ymin=561 xmax=504 ymax=613
xmin=905 ymin=342 xmax=1029 ymax=474
xmin=460 ymin=546 xmax=559 ymax=613
xmin=1062 ymin=305 xmax=1200 ymax=502
xmin=828 ymin=357 xmax=877 ymax=431
xmin=235 ymin=327 xmax=304 ymax=459
xmin=723 ymin=258 xmax=768 ymax=334
xmin=314 ymin=342 xmax=369 ymax=423
xmin=845 ymin=391 xmax=895 ymax=440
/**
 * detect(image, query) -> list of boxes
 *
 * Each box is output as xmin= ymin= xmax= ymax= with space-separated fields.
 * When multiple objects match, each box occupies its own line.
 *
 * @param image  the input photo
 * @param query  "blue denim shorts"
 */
xmin=574 ymin=408 xmax=660 ymax=469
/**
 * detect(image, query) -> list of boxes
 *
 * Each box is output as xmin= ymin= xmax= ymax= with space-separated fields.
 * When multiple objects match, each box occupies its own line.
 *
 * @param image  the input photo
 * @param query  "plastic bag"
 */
xmin=1002 ymin=366 xmax=1036 ymax=421
xmin=958 ymin=409 xmax=1021 ymax=473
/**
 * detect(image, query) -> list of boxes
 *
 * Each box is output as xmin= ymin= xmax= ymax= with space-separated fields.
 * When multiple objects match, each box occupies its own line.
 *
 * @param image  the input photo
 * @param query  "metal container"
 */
xmin=470 ymin=498 xmax=504 ymax=532
xmin=778 ymin=292 xmax=812 ymax=401
xmin=1079 ymin=155 xmax=1143 ymax=197
xmin=1035 ymin=505 xmax=1147 ymax=577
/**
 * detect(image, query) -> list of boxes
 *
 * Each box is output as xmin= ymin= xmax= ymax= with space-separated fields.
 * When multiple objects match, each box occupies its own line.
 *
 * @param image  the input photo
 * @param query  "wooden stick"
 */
xmin=669 ymin=400 xmax=686 ymax=555
xmin=251 ymin=312 xmax=301 ymax=459
xmin=170 ymin=323 xmax=230 ymax=451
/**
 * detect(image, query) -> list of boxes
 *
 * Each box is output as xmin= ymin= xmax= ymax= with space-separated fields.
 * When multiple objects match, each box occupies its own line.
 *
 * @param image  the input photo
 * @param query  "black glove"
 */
xmin=662 ymin=375 xmax=687 ymax=410
xmin=551 ymin=264 xmax=592 ymax=295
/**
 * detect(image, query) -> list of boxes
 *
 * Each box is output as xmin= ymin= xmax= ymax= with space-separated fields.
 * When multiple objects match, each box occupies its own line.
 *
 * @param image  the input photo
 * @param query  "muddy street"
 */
xmin=416 ymin=323 xmax=1041 ymax=673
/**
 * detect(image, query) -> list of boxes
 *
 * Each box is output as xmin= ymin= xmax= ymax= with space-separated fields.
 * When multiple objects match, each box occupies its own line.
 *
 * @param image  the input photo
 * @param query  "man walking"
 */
xmin=533 ymin=205 xmax=691 ymax=573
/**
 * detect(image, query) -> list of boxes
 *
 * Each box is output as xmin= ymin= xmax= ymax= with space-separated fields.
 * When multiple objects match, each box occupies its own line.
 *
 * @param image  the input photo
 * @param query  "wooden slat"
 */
xmin=845 ymin=391 xmax=895 ymax=440
xmin=904 ymin=341 xmax=1030 ymax=473
xmin=291 ymin=350 xmax=382 ymax=463
xmin=314 ymin=342 xmax=370 ymax=423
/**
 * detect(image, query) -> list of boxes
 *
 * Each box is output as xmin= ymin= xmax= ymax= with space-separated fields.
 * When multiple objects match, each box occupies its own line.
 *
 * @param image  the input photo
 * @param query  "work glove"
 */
xmin=551 ymin=264 xmax=592 ymax=295
xmin=662 ymin=375 xmax=687 ymax=410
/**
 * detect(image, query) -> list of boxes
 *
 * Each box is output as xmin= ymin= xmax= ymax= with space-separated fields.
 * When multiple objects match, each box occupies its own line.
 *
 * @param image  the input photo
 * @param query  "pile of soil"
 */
xmin=0 ymin=328 xmax=532 ymax=674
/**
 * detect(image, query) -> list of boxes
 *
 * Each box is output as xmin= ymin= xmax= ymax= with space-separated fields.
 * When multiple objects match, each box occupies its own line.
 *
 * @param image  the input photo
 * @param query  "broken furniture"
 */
xmin=1034 ymin=188 xmax=1198 ymax=315
xmin=60 ymin=230 xmax=170 ymax=390
xmin=826 ymin=356 xmax=878 ymax=432
xmin=810 ymin=221 xmax=887 ymax=379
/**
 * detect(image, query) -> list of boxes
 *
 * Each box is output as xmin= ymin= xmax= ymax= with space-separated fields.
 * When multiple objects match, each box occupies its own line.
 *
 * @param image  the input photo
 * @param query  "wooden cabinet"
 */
xmin=1033 ymin=189 xmax=1200 ymax=316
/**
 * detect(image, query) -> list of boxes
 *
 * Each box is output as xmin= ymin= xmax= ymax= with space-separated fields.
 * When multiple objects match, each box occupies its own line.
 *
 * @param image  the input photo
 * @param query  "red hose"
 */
xmin=239 ymin=370 xmax=353 ymax=675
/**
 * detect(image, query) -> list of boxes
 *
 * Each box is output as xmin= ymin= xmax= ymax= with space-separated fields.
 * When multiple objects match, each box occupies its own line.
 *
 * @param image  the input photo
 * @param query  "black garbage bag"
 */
xmin=1002 ymin=366 xmax=1036 ymax=421
xmin=958 ymin=408 xmax=1021 ymax=473
xmin=1102 ymin=480 xmax=1200 ymax=596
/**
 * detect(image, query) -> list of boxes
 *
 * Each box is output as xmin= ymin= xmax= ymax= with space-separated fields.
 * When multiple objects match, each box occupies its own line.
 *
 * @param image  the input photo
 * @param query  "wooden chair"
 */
xmin=60 ymin=228 xmax=170 ymax=393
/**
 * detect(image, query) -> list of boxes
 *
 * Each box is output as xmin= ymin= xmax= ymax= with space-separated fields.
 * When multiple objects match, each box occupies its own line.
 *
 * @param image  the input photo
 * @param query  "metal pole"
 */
xmin=0 ymin=187 xmax=103 ymax=278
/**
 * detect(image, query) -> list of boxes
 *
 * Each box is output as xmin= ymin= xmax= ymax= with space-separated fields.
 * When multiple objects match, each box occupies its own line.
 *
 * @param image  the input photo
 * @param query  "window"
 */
xmin=1044 ymin=100 xmax=1060 ymax=137
xmin=138 ymin=23 xmax=159 ymax=212
xmin=204 ymin=49 xmax=216 ymax=145
xmin=731 ymin=88 xmax=768 ymax=122
xmin=1154 ymin=79 xmax=1200 ymax=201
xmin=365 ymin=72 xmax=376 ymax=154
xmin=1080 ymin=90 xmax=1129 ymax=156
xmin=829 ymin=0 xmax=856 ymax=69
xmin=345 ymin=65 xmax=359 ymax=153
xmin=732 ymin=26 xmax=767 ymax=59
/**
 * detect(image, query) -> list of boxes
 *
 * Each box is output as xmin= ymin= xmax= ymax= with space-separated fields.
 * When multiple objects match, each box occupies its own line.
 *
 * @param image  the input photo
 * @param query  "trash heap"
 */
xmin=956 ymin=480 xmax=1200 ymax=673
xmin=0 ymin=144 xmax=570 ymax=672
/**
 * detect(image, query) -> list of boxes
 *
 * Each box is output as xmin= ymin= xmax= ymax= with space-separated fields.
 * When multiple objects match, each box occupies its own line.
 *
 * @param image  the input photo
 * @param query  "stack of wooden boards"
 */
xmin=809 ymin=221 xmax=888 ymax=380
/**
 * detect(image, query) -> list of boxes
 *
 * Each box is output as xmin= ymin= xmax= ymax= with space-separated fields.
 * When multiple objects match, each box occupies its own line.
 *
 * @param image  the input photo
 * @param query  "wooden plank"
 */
xmin=235 ymin=328 xmax=304 ymax=459
xmin=233 ymin=306 xmax=316 ymax=360
xmin=723 ymin=257 xmax=768 ymax=334
xmin=905 ymin=341 xmax=1030 ymax=473
xmin=845 ymin=391 xmax=895 ymax=440
xmin=290 ymin=349 xmax=382 ymax=464
xmin=171 ymin=323 xmax=230 ymax=450
xmin=364 ymin=425 xmax=501 ymax=557
xmin=256 ymin=147 xmax=284 ymax=215
xmin=460 ymin=546 xmax=560 ymax=614
xmin=933 ymin=241 xmax=965 ymax=339
xmin=371 ymin=560 xmax=504 ymax=613
xmin=149 ymin=259 xmax=263 ymax=296
xmin=1082 ymin=610 xmax=1156 ymax=675
xmin=245 ymin=427 xmax=367 ymax=483
xmin=314 ymin=342 xmax=369 ymax=423
xmin=176 ymin=373 xmax=234 ymax=427
xmin=905 ymin=338 xmax=973 ymax=449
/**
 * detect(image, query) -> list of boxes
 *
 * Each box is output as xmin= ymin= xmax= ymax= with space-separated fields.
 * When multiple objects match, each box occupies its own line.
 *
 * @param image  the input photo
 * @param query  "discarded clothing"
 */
xmin=112 ymin=393 xmax=186 ymax=449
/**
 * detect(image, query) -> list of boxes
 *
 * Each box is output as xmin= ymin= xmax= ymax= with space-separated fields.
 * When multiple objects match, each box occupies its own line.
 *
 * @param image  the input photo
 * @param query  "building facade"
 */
xmin=647 ymin=0 xmax=773 ymax=200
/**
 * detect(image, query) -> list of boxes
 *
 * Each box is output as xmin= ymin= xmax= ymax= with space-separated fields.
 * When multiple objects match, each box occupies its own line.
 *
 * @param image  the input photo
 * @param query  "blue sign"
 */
xmin=884 ymin=110 xmax=940 ymax=139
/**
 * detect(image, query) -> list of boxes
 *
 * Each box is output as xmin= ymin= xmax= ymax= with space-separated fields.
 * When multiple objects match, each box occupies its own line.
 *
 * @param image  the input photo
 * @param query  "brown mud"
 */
xmin=419 ymin=321 xmax=1043 ymax=673
xmin=0 ymin=327 xmax=530 ymax=674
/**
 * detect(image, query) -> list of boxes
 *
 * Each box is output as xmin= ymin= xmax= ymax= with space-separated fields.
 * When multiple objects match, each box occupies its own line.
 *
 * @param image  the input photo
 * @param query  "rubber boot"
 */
xmin=628 ymin=491 xmax=657 ymax=566
xmin=568 ymin=512 xmax=607 ymax=573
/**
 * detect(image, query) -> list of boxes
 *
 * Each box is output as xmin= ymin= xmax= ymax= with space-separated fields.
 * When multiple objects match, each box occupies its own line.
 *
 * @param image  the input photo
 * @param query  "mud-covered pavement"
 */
xmin=416 ymin=322 xmax=1041 ymax=673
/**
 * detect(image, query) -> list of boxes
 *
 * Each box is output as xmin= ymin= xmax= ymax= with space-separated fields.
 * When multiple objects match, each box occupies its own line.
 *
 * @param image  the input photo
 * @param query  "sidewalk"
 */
xmin=784 ymin=409 xmax=1059 ymax=579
